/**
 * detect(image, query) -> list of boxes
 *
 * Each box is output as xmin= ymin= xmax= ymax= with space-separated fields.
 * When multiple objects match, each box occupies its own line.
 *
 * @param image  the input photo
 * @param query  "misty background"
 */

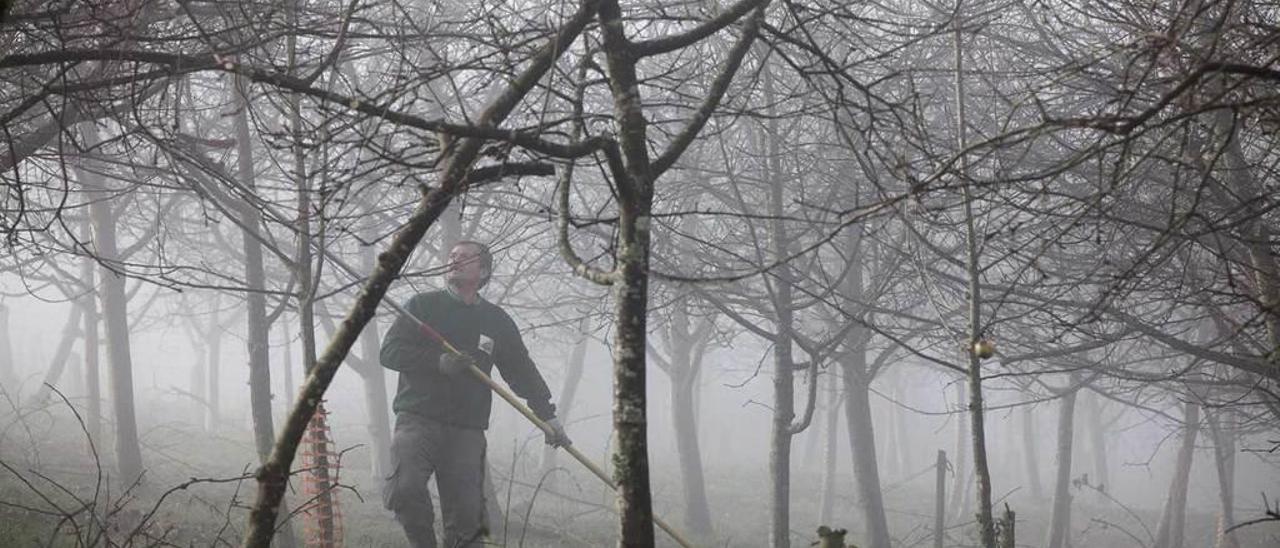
xmin=2 ymin=0 xmax=1279 ymax=547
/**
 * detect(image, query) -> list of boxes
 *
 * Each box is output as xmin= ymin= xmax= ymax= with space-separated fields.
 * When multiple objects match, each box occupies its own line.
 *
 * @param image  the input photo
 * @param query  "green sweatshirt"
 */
xmin=379 ymin=289 xmax=556 ymax=429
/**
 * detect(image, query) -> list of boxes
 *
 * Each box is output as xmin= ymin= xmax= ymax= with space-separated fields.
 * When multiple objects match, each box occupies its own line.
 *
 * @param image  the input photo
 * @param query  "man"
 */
xmin=381 ymin=240 xmax=570 ymax=548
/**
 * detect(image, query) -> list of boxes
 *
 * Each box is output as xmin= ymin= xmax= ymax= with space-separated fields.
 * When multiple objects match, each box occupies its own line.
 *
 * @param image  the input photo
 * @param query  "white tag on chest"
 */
xmin=478 ymin=334 xmax=495 ymax=355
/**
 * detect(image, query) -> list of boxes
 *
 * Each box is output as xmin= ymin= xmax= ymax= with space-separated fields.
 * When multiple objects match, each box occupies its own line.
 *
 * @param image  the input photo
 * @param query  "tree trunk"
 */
xmin=800 ymin=397 xmax=824 ymax=471
xmin=67 ymin=352 xmax=83 ymax=401
xmin=1045 ymin=385 xmax=1078 ymax=548
xmin=30 ymin=305 xmax=84 ymax=405
xmin=206 ymin=311 xmax=223 ymax=433
xmin=88 ymin=175 xmax=144 ymax=485
xmin=611 ymin=224 xmax=655 ymax=547
xmin=762 ymin=60 xmax=796 ymax=548
xmin=844 ymin=371 xmax=892 ymax=548
xmin=818 ymin=368 xmax=841 ymax=527
xmin=769 ymin=346 xmax=794 ymax=548
xmin=0 ymin=304 xmax=15 ymax=394
xmin=593 ymin=2 xmax=761 ymax=543
xmin=594 ymin=4 xmax=660 ymax=541
xmin=286 ymin=12 xmax=333 ymax=537
xmin=281 ymin=322 xmax=294 ymax=413
xmin=892 ymin=377 xmax=913 ymax=476
xmin=964 ymin=353 xmax=996 ymax=548
xmin=317 ymin=297 xmax=394 ymax=480
xmin=954 ymin=5 xmax=997 ymax=543
xmin=435 ymin=201 xmax=462 ymax=265
xmin=191 ymin=337 xmax=207 ymax=430
xmin=1208 ymin=411 xmax=1239 ymax=548
xmin=1021 ymin=405 xmax=1044 ymax=500
xmin=1153 ymin=401 xmax=1201 ymax=548
xmin=997 ymin=504 xmax=1016 ymax=548
xmin=233 ymin=75 xmax=297 ymax=548
xmin=357 ymin=245 xmax=393 ymax=478
xmin=877 ymin=391 xmax=898 ymax=480
xmin=672 ymin=370 xmax=713 ymax=539
xmin=80 ymin=221 xmax=102 ymax=444
xmin=949 ymin=382 xmax=970 ymax=514
xmin=1086 ymin=391 xmax=1109 ymax=495
xmin=233 ymin=75 xmax=278 ymax=464
xmin=1210 ymin=112 xmax=1280 ymax=355
xmin=934 ymin=450 xmax=947 ymax=548
xmin=542 ymin=318 xmax=589 ymax=475
xmin=831 ymin=219 xmax=890 ymax=548
xmin=358 ymin=337 xmax=391 ymax=476
xmin=655 ymin=297 xmax=715 ymax=541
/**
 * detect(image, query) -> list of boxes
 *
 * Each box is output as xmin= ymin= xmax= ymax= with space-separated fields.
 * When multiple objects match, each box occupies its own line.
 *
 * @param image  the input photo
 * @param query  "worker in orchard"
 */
xmin=381 ymin=240 xmax=570 ymax=548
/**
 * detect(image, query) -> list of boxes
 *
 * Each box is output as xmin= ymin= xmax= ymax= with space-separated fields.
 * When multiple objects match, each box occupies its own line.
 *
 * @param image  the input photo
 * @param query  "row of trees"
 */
xmin=2 ymin=0 xmax=1277 ymax=547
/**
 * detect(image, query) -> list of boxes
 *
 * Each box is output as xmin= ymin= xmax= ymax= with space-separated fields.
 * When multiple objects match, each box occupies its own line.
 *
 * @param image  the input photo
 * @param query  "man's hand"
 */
xmin=543 ymin=417 xmax=571 ymax=448
xmin=438 ymin=352 xmax=474 ymax=377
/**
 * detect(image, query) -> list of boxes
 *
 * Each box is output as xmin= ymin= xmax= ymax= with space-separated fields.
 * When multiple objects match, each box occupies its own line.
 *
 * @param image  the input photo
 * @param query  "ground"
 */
xmin=2 ymin=400 xmax=1277 ymax=547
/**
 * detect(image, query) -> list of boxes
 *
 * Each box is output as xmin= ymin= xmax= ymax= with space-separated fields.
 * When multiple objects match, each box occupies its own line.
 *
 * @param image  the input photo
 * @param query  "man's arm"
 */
xmin=380 ymin=295 xmax=439 ymax=372
xmin=491 ymin=314 xmax=556 ymax=420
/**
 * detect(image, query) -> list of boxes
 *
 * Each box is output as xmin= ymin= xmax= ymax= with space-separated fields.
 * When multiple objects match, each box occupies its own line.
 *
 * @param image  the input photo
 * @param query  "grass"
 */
xmin=3 ymin=398 xmax=1278 ymax=547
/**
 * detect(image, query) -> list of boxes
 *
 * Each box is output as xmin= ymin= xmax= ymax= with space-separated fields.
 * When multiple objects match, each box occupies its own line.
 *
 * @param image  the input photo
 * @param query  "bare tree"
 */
xmin=77 ymin=126 xmax=144 ymax=485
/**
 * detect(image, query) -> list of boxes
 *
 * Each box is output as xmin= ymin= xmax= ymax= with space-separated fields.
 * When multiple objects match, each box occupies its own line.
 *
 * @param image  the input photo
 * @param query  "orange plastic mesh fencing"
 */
xmin=301 ymin=402 xmax=343 ymax=548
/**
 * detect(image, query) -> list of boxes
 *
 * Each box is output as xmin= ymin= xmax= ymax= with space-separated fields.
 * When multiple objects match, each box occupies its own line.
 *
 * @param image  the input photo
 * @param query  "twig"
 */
xmin=1078 ymin=481 xmax=1154 ymax=543
xmin=1224 ymin=493 xmax=1280 ymax=534
xmin=519 ymin=466 xmax=569 ymax=548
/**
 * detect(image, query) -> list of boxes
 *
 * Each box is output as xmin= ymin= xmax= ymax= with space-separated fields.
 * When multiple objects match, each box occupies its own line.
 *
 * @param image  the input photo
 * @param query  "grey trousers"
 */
xmin=383 ymin=413 xmax=488 ymax=548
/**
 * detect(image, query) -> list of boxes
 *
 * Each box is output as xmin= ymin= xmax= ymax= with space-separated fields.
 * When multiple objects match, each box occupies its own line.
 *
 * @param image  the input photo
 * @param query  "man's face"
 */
xmin=446 ymin=243 xmax=487 ymax=289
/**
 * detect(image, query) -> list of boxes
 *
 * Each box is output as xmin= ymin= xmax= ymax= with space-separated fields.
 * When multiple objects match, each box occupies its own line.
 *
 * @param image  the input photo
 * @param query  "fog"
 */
xmin=3 ymin=280 xmax=1278 ymax=547
xmin=3 ymin=0 xmax=1280 ymax=547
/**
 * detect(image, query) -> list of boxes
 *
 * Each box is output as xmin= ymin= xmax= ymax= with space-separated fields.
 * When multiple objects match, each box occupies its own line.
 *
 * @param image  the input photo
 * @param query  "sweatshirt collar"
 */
xmin=445 ymin=285 xmax=482 ymax=306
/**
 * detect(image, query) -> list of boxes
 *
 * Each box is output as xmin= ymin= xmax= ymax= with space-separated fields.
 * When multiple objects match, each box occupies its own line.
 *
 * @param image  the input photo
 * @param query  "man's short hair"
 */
xmin=453 ymin=240 xmax=493 ymax=289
